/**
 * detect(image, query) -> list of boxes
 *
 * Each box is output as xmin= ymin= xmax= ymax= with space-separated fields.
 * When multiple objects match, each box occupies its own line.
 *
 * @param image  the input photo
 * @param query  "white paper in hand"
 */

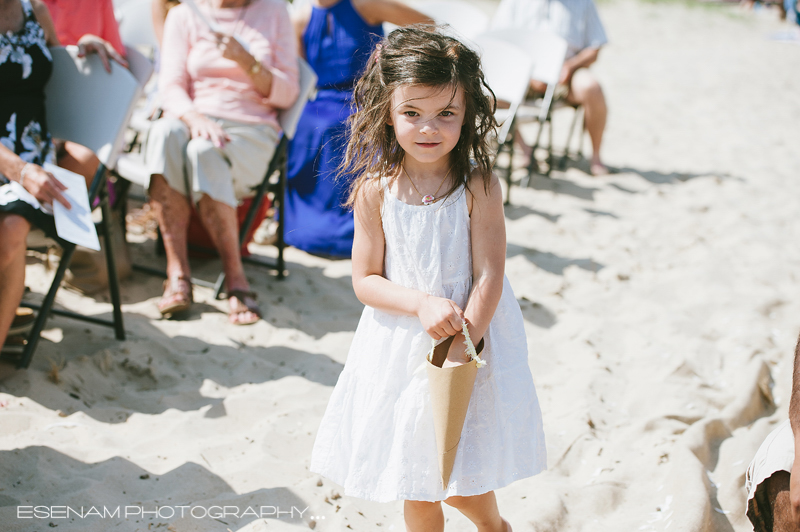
xmin=46 ymin=163 xmax=101 ymax=251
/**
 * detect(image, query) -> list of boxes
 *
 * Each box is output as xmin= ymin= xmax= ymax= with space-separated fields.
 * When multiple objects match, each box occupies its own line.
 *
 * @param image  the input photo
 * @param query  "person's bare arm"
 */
xmin=215 ymin=33 xmax=275 ymax=97
xmin=353 ymin=0 xmax=434 ymax=27
xmin=444 ymin=172 xmax=505 ymax=366
xmin=0 ymin=144 xmax=70 ymax=208
xmin=290 ymin=2 xmax=311 ymax=59
xmin=789 ymin=337 xmax=800 ymax=524
xmin=31 ymin=0 xmax=59 ymax=46
xmin=152 ymin=0 xmax=169 ymax=46
xmin=560 ymin=47 xmax=600 ymax=86
xmin=351 ymin=179 xmax=465 ymax=340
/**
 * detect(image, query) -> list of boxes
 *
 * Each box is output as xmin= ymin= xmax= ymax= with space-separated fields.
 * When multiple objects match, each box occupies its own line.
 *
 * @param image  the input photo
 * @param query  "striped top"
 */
xmin=491 ymin=0 xmax=608 ymax=59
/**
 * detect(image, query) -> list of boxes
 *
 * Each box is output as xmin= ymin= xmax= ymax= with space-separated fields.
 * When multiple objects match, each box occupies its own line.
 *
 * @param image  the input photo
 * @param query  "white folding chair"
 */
xmin=18 ymin=46 xmax=146 ymax=368
xmin=402 ymin=0 xmax=489 ymax=41
xmin=116 ymin=0 xmax=159 ymax=51
xmin=470 ymin=35 xmax=533 ymax=204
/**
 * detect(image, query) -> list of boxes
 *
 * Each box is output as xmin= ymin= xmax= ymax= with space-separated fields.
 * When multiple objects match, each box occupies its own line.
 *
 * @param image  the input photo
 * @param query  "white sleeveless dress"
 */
xmin=310 ymin=182 xmax=547 ymax=503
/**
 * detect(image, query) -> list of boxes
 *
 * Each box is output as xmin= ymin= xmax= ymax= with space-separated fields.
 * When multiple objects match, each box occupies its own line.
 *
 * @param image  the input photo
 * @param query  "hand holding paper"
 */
xmin=45 ymin=163 xmax=101 ymax=251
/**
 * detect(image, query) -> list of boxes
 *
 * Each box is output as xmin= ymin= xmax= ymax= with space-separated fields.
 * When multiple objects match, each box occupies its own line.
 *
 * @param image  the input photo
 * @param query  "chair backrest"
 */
xmin=409 ymin=0 xmax=489 ymax=41
xmin=471 ymin=36 xmax=533 ymax=144
xmin=45 ymin=46 xmax=144 ymax=169
xmin=278 ymin=57 xmax=318 ymax=140
xmin=116 ymin=0 xmax=159 ymax=50
xmin=124 ymin=44 xmax=154 ymax=87
xmin=477 ymin=28 xmax=568 ymax=86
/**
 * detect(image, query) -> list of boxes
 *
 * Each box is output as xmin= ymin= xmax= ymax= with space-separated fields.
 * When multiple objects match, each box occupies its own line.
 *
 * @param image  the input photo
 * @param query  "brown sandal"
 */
xmin=228 ymin=289 xmax=261 ymax=326
xmin=158 ymin=276 xmax=193 ymax=317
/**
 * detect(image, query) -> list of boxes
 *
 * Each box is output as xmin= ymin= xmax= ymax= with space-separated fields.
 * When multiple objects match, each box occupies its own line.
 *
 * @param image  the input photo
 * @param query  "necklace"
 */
xmin=402 ymin=164 xmax=452 ymax=206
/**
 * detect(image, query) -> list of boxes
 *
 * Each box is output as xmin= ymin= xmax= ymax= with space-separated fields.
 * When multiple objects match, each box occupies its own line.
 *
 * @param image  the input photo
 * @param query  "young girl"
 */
xmin=310 ymin=27 xmax=546 ymax=531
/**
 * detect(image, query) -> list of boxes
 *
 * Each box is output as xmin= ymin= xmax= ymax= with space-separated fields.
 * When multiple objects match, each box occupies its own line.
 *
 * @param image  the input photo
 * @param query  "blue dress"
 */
xmin=284 ymin=0 xmax=382 ymax=258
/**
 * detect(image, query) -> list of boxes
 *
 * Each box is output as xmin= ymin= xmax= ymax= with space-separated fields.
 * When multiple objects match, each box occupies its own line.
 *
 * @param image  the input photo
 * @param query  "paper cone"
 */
xmin=426 ymin=335 xmax=484 ymax=489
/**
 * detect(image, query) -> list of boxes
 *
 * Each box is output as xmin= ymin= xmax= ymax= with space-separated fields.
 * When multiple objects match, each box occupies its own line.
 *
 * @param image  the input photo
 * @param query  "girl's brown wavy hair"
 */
xmin=341 ymin=26 xmax=497 ymax=208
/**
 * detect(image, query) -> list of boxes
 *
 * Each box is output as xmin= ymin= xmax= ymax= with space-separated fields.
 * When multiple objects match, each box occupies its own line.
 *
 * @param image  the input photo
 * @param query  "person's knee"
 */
xmin=406 ymin=500 xmax=441 ymax=512
xmin=0 ymin=215 xmax=31 ymax=266
xmin=571 ymin=70 xmax=604 ymax=103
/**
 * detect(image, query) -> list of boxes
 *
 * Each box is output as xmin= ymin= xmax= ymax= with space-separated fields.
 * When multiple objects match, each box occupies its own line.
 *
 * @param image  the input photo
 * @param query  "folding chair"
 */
xmin=510 ymin=30 xmax=576 ymax=184
xmin=403 ymin=0 xmax=489 ymax=40
xmin=470 ymin=36 xmax=533 ymax=205
xmin=115 ymin=0 xmax=159 ymax=50
xmin=131 ymin=57 xmax=319 ymax=299
xmin=16 ymin=46 xmax=146 ymax=369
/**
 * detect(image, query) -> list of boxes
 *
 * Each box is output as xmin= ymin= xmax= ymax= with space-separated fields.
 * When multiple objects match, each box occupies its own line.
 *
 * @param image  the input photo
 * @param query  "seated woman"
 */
xmin=285 ymin=0 xmax=431 ymax=258
xmin=0 ymin=0 xmax=70 ymax=351
xmin=145 ymin=0 xmax=299 ymax=324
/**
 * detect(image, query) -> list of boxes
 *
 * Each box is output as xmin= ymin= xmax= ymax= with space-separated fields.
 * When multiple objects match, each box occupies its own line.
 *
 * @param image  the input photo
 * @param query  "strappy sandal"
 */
xmin=158 ymin=276 xmax=193 ymax=317
xmin=228 ymin=289 xmax=261 ymax=326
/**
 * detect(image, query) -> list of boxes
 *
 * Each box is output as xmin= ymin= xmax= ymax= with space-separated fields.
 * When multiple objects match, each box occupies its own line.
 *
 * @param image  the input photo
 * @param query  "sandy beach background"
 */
xmin=3 ymin=1 xmax=800 ymax=530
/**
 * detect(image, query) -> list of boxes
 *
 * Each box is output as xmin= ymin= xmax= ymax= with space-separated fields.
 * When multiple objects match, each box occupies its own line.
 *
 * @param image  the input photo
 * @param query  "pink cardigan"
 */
xmin=159 ymin=0 xmax=299 ymax=130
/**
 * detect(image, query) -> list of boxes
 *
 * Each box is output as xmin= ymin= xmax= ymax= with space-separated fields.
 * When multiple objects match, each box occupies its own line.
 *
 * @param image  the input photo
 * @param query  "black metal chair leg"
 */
xmin=276 ymin=159 xmax=286 ymax=279
xmin=99 ymin=187 xmax=125 ymax=341
xmin=18 ymin=245 xmax=77 ymax=369
xmin=546 ymin=116 xmax=554 ymax=177
xmin=522 ymin=117 xmax=546 ymax=188
xmin=559 ymin=106 xmax=581 ymax=170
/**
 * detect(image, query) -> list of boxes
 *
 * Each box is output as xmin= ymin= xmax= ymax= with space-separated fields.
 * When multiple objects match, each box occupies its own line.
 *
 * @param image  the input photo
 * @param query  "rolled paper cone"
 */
xmin=426 ymin=332 xmax=483 ymax=489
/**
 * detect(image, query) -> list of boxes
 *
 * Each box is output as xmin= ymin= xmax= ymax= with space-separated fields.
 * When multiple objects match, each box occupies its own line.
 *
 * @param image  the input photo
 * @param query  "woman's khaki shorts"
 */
xmin=144 ymin=116 xmax=279 ymax=208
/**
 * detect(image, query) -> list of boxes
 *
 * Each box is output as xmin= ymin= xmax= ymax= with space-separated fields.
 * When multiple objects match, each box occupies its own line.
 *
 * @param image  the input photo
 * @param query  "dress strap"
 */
xmin=20 ymin=0 xmax=33 ymax=17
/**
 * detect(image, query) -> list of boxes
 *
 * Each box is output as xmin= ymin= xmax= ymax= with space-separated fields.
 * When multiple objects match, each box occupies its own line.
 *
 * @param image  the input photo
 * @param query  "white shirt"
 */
xmin=491 ymin=0 xmax=608 ymax=59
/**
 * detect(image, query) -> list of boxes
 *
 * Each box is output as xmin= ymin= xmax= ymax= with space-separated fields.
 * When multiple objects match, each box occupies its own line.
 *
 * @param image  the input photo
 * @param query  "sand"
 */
xmin=2 ymin=1 xmax=800 ymax=530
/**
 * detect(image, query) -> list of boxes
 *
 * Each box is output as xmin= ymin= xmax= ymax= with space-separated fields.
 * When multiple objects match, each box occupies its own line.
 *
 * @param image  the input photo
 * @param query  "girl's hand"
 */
xmin=22 ymin=164 xmax=71 ymax=209
xmin=418 ymin=295 xmax=464 ymax=340
xmin=442 ymin=333 xmax=470 ymax=368
xmin=182 ymin=112 xmax=230 ymax=148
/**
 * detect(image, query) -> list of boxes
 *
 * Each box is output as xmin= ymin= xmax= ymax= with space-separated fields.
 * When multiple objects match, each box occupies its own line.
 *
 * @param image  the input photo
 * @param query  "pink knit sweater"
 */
xmin=159 ymin=0 xmax=299 ymax=129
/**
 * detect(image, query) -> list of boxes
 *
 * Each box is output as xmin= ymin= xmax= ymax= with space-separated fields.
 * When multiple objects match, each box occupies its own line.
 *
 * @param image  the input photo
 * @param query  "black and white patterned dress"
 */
xmin=0 ymin=0 xmax=58 ymax=237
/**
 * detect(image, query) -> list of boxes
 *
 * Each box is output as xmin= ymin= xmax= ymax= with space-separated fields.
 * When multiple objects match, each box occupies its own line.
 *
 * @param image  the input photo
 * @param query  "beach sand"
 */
xmin=2 ymin=1 xmax=800 ymax=530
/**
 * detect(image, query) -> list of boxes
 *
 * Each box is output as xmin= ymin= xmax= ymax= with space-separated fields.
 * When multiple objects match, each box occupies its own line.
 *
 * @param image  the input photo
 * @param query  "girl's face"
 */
xmin=387 ymin=84 xmax=466 ymax=168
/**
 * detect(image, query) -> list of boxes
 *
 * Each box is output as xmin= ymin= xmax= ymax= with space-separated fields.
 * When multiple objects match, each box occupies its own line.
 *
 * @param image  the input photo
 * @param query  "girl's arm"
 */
xmin=444 ymin=172 xmax=506 ymax=366
xmin=351 ymin=179 xmax=465 ymax=340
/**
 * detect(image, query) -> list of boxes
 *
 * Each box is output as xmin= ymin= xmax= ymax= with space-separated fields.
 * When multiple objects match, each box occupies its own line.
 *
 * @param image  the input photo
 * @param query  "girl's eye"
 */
xmin=404 ymin=111 xmax=418 ymax=117
xmin=440 ymin=111 xmax=453 ymax=117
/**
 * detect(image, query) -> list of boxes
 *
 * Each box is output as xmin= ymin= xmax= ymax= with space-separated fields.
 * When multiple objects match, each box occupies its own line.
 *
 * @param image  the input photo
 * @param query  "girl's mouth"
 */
xmin=416 ymin=143 xmax=440 ymax=148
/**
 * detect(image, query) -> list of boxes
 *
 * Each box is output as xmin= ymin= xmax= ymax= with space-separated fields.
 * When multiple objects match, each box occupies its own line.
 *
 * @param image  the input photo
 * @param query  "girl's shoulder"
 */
xmin=465 ymin=168 xmax=500 ymax=217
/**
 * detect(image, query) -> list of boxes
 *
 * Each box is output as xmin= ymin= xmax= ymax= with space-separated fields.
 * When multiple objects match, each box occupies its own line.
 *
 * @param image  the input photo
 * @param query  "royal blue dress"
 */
xmin=284 ymin=0 xmax=382 ymax=258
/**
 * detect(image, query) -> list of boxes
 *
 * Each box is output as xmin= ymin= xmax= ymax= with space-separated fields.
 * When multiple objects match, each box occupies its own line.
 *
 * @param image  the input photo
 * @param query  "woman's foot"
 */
xmin=228 ymin=289 xmax=261 ymax=325
xmin=590 ymin=156 xmax=609 ymax=176
xmin=158 ymin=276 xmax=193 ymax=317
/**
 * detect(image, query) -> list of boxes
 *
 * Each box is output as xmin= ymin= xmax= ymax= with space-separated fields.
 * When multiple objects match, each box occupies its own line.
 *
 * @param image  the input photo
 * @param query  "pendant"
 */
xmin=422 ymin=194 xmax=435 ymax=206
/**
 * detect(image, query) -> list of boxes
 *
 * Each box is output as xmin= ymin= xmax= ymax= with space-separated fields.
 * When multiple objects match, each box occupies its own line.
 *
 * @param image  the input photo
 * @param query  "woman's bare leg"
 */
xmin=0 ymin=214 xmax=31 ymax=348
xmin=405 ymin=500 xmax=444 ymax=532
xmin=196 ymin=194 xmax=259 ymax=324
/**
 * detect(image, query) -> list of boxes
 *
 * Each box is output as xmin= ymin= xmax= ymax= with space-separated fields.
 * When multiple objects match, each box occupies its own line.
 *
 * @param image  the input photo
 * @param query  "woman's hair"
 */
xmin=341 ymin=26 xmax=497 ymax=207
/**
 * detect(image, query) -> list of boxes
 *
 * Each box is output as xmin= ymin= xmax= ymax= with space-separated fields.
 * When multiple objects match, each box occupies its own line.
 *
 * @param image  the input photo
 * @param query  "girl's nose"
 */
xmin=419 ymin=119 xmax=438 ymax=134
